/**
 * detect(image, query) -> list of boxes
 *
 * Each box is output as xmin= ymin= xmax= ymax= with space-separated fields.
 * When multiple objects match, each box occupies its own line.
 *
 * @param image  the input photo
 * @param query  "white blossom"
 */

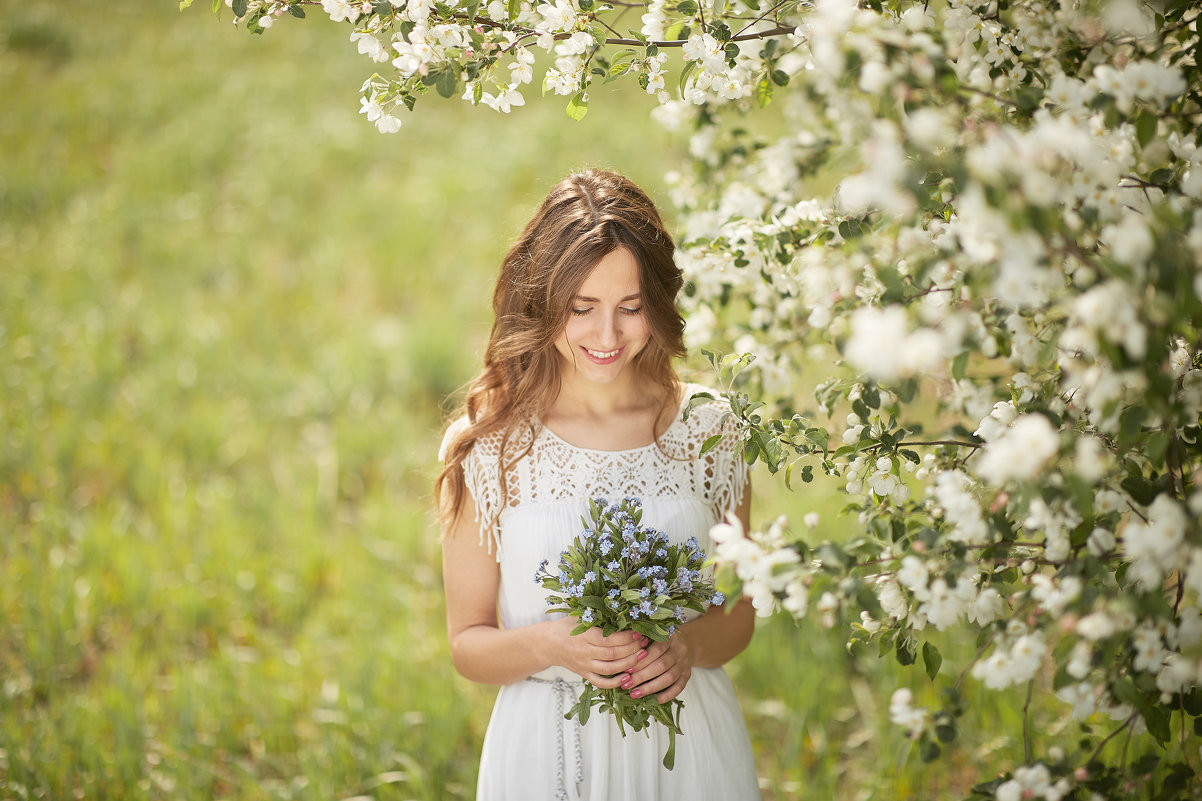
xmin=1123 ymin=494 xmax=1188 ymax=590
xmin=322 ymin=0 xmax=361 ymax=22
xmin=975 ymin=414 xmax=1060 ymax=485
xmin=889 ymin=687 xmax=928 ymax=737
xmin=482 ymin=85 xmax=526 ymax=113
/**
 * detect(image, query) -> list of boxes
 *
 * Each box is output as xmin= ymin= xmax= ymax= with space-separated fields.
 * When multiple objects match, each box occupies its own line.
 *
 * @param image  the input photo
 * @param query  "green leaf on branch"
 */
xmin=896 ymin=633 xmax=917 ymax=666
xmin=1113 ymin=679 xmax=1171 ymax=745
xmin=675 ymin=0 xmax=698 ymax=13
xmin=507 ymin=0 xmax=520 ymax=21
xmin=816 ymin=543 xmax=852 ymax=570
xmin=952 ymin=351 xmax=969 ymax=381
xmin=1183 ymin=688 xmax=1202 ymax=717
xmin=1149 ymin=167 xmax=1174 ymax=186
xmin=566 ymin=92 xmax=589 ymax=121
xmin=1136 ymin=110 xmax=1158 ymax=147
xmin=920 ymin=737 xmax=941 ymax=762
xmin=838 ymin=219 xmax=864 ymax=239
xmin=923 ymin=642 xmax=942 ymax=680
xmin=771 ymin=69 xmax=789 ymax=86
xmin=755 ymin=74 xmax=773 ymax=108
xmin=804 ymin=427 xmax=829 ymax=449
xmin=435 ymin=68 xmax=457 ymax=98
xmin=752 ymin=429 xmax=783 ymax=471
xmin=233 ymin=0 xmax=248 ymax=17
xmin=681 ymin=391 xmax=716 ymax=420
xmin=1015 ymin=86 xmax=1042 ymax=116
xmin=678 ymin=60 xmax=698 ymax=94
xmin=700 ymin=433 xmax=724 ymax=454
xmin=603 ymin=49 xmax=638 ymax=83
xmin=1121 ymin=474 xmax=1165 ymax=506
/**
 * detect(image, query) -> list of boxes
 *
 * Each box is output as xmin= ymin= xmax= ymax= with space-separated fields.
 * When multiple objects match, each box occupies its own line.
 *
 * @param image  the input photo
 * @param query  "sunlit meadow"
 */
xmin=1 ymin=3 xmax=1043 ymax=798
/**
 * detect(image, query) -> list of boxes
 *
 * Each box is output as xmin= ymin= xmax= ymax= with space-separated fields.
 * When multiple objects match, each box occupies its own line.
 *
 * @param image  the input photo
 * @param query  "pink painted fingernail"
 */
xmin=626 ymin=667 xmax=635 ymax=674
xmin=640 ymin=637 xmax=649 ymax=646
xmin=632 ymin=632 xmax=641 ymax=642
xmin=621 ymin=677 xmax=633 ymax=689
xmin=630 ymin=689 xmax=643 ymax=699
xmin=636 ymin=649 xmax=647 ymax=661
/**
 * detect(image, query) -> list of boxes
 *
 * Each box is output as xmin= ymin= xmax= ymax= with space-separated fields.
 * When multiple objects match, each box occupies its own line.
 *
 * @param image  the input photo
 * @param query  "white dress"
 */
xmin=446 ymin=384 xmax=761 ymax=801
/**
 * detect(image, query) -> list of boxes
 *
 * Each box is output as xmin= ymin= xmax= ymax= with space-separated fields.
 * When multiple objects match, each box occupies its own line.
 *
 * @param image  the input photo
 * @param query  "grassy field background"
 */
xmin=1 ymin=3 xmax=1046 ymax=799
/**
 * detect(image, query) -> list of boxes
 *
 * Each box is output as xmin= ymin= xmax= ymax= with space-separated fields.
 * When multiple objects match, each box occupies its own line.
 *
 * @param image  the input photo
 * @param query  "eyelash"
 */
xmin=571 ymin=307 xmax=643 ymax=316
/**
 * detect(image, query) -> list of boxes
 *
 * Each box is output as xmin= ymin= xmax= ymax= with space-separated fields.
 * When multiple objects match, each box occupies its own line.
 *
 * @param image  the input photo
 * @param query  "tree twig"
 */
xmin=959 ymin=85 xmax=1019 ymax=108
xmin=1023 ymin=678 xmax=1034 ymax=764
xmin=604 ymin=24 xmax=795 ymax=47
xmin=733 ymin=0 xmax=790 ymax=39
xmin=1088 ymin=713 xmax=1136 ymax=765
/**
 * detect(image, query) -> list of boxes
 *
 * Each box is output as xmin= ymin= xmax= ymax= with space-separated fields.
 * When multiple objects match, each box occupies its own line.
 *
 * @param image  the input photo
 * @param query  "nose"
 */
xmin=596 ymin=310 xmax=621 ymax=348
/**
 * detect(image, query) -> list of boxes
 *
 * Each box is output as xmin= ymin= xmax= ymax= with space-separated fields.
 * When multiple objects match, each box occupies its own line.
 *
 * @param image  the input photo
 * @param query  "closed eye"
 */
xmin=570 ymin=306 xmax=642 ymax=316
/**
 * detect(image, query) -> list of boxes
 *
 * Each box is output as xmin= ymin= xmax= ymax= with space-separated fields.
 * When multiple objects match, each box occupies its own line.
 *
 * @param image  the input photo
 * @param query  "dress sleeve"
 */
xmin=440 ymin=416 xmax=504 ymax=560
xmin=688 ymin=387 xmax=750 ymax=522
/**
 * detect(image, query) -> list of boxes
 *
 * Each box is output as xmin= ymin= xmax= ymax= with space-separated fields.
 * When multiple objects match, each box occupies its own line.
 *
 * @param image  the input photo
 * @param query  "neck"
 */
xmin=551 ymin=371 xmax=649 ymax=419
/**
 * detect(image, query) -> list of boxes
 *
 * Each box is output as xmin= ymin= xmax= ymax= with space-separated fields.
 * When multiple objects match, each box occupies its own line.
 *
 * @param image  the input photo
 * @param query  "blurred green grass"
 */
xmin=1 ymin=3 xmax=1047 ymax=799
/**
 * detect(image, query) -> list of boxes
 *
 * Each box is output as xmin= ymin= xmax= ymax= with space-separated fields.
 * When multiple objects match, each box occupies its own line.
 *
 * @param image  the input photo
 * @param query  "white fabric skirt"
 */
xmin=476 ymin=666 xmax=761 ymax=801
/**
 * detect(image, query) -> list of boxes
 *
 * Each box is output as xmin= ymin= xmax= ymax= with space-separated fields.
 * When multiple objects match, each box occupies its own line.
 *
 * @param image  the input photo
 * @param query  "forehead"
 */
xmin=576 ymin=247 xmax=640 ymax=297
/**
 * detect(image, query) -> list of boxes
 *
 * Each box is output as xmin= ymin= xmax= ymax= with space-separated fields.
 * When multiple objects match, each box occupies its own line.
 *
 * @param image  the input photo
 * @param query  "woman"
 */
xmin=436 ymin=169 xmax=760 ymax=800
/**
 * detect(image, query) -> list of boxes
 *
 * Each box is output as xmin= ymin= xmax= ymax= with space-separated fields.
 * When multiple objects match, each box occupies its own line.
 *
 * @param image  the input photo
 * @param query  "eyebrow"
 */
xmin=575 ymin=294 xmax=641 ymax=303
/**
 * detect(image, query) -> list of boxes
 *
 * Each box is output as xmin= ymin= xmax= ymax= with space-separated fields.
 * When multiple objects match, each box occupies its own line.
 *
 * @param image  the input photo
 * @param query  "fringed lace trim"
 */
xmin=443 ymin=384 xmax=747 ymax=562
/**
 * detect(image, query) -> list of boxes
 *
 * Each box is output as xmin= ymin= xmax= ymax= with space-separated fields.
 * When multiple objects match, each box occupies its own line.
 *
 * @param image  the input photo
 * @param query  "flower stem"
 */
xmin=1022 ymin=678 xmax=1034 ymax=764
xmin=1088 ymin=713 xmax=1136 ymax=765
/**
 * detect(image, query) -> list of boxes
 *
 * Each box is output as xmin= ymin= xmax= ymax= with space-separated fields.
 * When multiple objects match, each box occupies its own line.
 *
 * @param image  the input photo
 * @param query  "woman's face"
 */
xmin=553 ymin=246 xmax=650 ymax=386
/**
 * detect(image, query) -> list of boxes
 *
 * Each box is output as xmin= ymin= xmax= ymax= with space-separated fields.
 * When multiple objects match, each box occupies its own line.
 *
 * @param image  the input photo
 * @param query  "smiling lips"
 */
xmin=582 ymin=346 xmax=622 ymax=364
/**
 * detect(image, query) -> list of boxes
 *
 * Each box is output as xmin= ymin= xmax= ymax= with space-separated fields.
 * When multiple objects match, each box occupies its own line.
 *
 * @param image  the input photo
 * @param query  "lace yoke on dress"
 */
xmin=441 ymin=384 xmax=748 ymax=560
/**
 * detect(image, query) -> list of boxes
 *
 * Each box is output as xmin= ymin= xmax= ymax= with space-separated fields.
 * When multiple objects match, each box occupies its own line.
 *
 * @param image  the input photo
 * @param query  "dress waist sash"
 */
xmin=524 ymin=674 xmax=584 ymax=801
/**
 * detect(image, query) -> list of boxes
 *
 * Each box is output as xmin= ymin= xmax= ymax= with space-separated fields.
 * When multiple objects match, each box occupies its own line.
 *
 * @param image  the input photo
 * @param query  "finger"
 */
xmin=626 ymin=653 xmax=680 ymax=692
xmin=604 ymin=647 xmax=649 ymax=682
xmin=589 ymin=641 xmax=643 ymax=664
xmin=624 ymin=645 xmax=673 ymax=685
xmin=627 ymin=669 xmax=677 ymax=700
xmin=584 ymin=671 xmax=627 ymax=689
xmin=654 ymin=676 xmax=687 ymax=705
xmin=589 ymin=646 xmax=646 ymax=677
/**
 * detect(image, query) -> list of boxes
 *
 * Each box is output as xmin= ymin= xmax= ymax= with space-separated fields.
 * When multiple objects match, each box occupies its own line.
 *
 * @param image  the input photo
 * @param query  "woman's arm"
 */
xmin=441 ymin=490 xmax=650 ymax=687
xmin=621 ymin=480 xmax=756 ymax=703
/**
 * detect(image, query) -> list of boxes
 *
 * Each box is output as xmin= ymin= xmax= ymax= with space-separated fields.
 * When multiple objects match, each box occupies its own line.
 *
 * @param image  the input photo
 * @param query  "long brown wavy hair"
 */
xmin=436 ymin=169 xmax=686 ymax=529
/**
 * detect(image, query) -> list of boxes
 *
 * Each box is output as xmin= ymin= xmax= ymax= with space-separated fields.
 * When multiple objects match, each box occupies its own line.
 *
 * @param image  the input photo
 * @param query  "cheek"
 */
xmin=628 ymin=316 xmax=652 ymax=347
xmin=561 ymin=318 xmax=581 ymax=342
xmin=554 ymin=318 xmax=579 ymax=352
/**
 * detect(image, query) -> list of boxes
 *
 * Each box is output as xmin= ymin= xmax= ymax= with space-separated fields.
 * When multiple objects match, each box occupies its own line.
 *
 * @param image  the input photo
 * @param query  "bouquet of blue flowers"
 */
xmin=533 ymin=496 xmax=725 ymax=770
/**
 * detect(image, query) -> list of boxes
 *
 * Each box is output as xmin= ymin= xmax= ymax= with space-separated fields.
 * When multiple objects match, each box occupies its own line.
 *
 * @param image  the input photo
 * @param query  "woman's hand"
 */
xmin=540 ymin=617 xmax=651 ymax=688
xmin=621 ymin=633 xmax=694 ymax=704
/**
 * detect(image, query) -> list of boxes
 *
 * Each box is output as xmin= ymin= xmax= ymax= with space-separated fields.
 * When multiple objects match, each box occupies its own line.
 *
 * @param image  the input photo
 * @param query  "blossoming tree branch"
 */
xmin=191 ymin=0 xmax=1202 ymax=796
